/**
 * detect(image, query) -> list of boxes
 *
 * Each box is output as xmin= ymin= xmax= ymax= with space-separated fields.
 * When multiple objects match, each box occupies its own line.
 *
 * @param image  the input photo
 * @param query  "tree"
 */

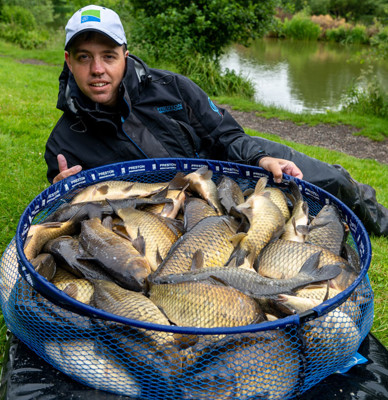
xmin=129 ymin=0 xmax=278 ymax=60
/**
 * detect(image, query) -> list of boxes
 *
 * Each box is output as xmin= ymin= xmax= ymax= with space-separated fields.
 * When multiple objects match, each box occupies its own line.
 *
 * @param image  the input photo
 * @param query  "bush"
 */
xmin=282 ymin=15 xmax=321 ymax=40
xmin=346 ymin=25 xmax=369 ymax=44
xmin=0 ymin=5 xmax=36 ymax=30
xmin=0 ymin=4 xmax=50 ymax=48
xmin=178 ymin=54 xmax=255 ymax=99
xmin=129 ymin=0 xmax=277 ymax=60
xmin=343 ymin=66 xmax=388 ymax=118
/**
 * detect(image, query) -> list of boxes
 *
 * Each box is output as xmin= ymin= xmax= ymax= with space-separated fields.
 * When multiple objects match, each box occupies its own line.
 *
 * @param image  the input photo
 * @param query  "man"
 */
xmin=45 ymin=5 xmax=388 ymax=236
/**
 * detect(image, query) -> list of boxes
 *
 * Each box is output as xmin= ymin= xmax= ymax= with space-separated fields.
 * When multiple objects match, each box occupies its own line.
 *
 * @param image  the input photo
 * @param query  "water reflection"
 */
xmin=220 ymin=38 xmax=388 ymax=114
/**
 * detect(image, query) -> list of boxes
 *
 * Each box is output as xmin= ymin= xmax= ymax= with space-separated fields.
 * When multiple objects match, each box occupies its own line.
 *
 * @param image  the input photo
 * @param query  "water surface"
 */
xmin=220 ymin=38 xmax=388 ymax=114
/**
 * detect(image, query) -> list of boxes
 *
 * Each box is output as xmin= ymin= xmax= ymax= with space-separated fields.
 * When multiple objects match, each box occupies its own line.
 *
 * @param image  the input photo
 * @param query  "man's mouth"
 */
xmin=90 ymin=82 xmax=108 ymax=87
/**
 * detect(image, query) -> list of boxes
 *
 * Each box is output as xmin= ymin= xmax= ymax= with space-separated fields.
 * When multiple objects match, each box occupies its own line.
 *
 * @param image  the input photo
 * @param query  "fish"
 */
xmin=143 ymin=186 xmax=188 ymax=219
xmin=91 ymin=279 xmax=175 ymax=348
xmin=342 ymin=242 xmax=361 ymax=274
xmin=30 ymin=253 xmax=57 ymax=281
xmin=230 ymin=177 xmax=285 ymax=264
xmin=24 ymin=217 xmax=79 ymax=261
xmin=261 ymin=185 xmax=291 ymax=221
xmin=301 ymin=204 xmax=348 ymax=255
xmin=183 ymin=197 xmax=219 ymax=231
xmin=44 ymin=193 xmax=174 ymax=223
xmin=70 ymin=172 xmax=187 ymax=204
xmin=53 ymin=278 xmax=94 ymax=304
xmin=181 ymin=331 xmax=299 ymax=400
xmin=217 ymin=175 xmax=245 ymax=214
xmin=43 ymin=235 xmax=112 ymax=281
xmin=151 ymin=215 xmax=240 ymax=278
xmin=44 ymin=340 xmax=141 ymax=398
xmin=149 ymin=280 xmax=266 ymax=328
xmin=281 ymin=180 xmax=309 ymax=242
xmin=108 ymin=204 xmax=181 ymax=272
xmin=257 ymin=239 xmax=358 ymax=291
xmin=152 ymin=252 xmax=342 ymax=300
xmin=183 ymin=166 xmax=224 ymax=215
xmin=79 ymin=217 xmax=152 ymax=291
xmin=303 ymin=308 xmax=362 ymax=367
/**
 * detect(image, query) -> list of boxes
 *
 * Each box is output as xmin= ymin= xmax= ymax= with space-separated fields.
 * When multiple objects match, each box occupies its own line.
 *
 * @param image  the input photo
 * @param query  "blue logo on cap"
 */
xmin=81 ymin=9 xmax=100 ymax=23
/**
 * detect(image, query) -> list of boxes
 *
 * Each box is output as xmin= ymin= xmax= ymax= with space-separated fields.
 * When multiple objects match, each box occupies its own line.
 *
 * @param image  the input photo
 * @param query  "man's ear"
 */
xmin=64 ymin=51 xmax=73 ymax=72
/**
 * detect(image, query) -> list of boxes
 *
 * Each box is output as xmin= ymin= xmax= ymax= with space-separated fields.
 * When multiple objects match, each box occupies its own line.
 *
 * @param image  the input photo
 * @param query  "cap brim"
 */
xmin=65 ymin=29 xmax=124 ymax=50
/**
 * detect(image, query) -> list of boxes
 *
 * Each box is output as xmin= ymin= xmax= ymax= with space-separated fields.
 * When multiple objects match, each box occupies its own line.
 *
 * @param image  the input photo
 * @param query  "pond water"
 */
xmin=220 ymin=38 xmax=388 ymax=114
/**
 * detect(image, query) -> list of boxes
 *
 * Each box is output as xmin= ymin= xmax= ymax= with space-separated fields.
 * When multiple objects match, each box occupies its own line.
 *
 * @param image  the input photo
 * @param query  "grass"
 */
xmin=0 ymin=38 xmax=387 ymax=367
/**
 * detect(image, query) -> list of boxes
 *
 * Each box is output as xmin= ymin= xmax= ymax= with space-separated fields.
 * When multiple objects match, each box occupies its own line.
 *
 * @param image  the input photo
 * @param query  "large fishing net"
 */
xmin=0 ymin=158 xmax=374 ymax=400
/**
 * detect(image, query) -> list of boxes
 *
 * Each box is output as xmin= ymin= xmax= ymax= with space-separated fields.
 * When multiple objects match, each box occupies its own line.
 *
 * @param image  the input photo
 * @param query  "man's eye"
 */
xmin=77 ymin=54 xmax=89 ymax=61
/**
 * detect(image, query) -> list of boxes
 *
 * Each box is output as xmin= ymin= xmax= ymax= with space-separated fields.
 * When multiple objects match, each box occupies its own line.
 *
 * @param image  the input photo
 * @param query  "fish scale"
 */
xmin=149 ymin=280 xmax=264 ymax=328
xmin=113 ymin=206 xmax=180 ymax=272
xmin=152 ymin=215 xmax=240 ymax=278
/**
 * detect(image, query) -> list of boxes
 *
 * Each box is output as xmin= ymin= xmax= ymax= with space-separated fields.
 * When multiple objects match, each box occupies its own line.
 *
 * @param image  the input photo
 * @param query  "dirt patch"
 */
xmin=18 ymin=59 xmax=50 ymax=65
xmin=220 ymin=104 xmax=388 ymax=165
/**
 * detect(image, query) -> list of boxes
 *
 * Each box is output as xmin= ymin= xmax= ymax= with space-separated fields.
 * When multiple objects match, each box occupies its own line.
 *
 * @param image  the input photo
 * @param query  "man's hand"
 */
xmin=53 ymin=154 xmax=82 ymax=184
xmin=259 ymin=156 xmax=303 ymax=183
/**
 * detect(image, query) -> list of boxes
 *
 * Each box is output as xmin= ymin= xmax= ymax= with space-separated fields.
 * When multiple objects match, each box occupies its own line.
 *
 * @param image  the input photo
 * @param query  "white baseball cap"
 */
xmin=65 ymin=5 xmax=127 ymax=49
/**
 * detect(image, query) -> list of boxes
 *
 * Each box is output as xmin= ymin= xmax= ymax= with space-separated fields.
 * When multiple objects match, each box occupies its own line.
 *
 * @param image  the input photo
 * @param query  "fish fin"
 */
xmin=323 ymin=281 xmax=330 ymax=302
xmin=62 ymin=282 xmax=78 ymax=299
xmin=190 ymin=250 xmax=204 ymax=270
xmin=156 ymin=249 xmax=164 ymax=266
xmin=101 ymin=216 xmax=113 ymax=230
xmin=242 ymin=188 xmax=254 ymax=197
xmin=122 ymin=182 xmax=136 ymax=193
xmin=96 ymin=184 xmax=109 ymax=195
xmin=132 ymin=231 xmax=146 ymax=256
xmin=229 ymin=232 xmax=247 ymax=247
xmin=112 ymin=225 xmax=131 ymax=240
xmin=168 ymin=172 xmax=189 ymax=190
xmin=297 ymin=252 xmax=342 ymax=285
xmin=254 ymin=177 xmax=268 ymax=195
xmin=162 ymin=216 xmax=184 ymax=237
xmin=288 ymin=180 xmax=302 ymax=202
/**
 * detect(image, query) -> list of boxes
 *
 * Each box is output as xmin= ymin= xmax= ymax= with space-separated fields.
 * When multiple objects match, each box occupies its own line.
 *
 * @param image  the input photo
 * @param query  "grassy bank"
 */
xmin=0 ymin=38 xmax=387 ymax=365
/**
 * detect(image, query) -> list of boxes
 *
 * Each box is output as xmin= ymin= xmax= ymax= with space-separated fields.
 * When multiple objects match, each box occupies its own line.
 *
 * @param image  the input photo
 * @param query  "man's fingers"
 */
xmin=57 ymin=154 xmax=68 ymax=173
xmin=53 ymin=165 xmax=82 ymax=184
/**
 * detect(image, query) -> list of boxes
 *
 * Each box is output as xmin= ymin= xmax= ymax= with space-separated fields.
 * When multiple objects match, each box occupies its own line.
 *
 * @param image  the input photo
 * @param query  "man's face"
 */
xmin=65 ymin=34 xmax=128 ymax=107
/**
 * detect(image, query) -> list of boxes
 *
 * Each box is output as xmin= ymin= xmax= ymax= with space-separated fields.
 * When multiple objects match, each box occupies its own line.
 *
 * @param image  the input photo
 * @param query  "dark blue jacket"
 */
xmin=45 ymin=55 xmax=267 ymax=183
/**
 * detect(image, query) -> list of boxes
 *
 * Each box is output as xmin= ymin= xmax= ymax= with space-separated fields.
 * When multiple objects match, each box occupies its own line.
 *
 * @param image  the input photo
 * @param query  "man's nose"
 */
xmin=90 ymin=58 xmax=104 ymax=75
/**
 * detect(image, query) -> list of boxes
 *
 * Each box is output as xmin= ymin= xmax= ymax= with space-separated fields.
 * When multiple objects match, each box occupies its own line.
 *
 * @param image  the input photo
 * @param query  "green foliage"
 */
xmin=343 ymin=66 xmax=388 ymax=119
xmin=281 ymin=14 xmax=321 ymax=40
xmin=0 ymin=4 xmax=50 ymax=48
xmin=129 ymin=0 xmax=277 ymax=60
xmin=292 ymin=0 xmax=388 ymax=22
xmin=0 ymin=4 xmax=35 ymax=28
xmin=3 ymin=0 xmax=54 ymax=25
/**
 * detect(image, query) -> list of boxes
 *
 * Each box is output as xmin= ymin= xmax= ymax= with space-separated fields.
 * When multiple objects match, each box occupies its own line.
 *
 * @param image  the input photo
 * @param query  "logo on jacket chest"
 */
xmin=157 ymin=103 xmax=183 ymax=114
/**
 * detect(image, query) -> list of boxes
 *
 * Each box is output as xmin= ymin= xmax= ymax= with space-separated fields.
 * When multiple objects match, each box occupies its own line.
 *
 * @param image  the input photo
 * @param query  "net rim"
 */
xmin=14 ymin=158 xmax=372 ymax=335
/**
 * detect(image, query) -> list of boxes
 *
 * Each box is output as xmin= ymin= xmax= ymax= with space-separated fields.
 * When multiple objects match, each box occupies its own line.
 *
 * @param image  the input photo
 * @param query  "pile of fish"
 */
xmin=20 ymin=166 xmax=366 ymax=399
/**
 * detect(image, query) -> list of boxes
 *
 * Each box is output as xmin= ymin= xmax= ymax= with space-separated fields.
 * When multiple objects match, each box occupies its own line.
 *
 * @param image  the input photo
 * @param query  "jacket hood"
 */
xmin=56 ymin=55 xmax=151 ymax=119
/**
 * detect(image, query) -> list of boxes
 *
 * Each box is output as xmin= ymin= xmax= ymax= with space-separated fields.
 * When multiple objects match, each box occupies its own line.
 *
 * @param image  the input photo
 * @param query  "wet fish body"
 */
xmin=232 ymin=178 xmax=285 ymax=262
xmin=149 ymin=280 xmax=265 ymax=328
xmin=183 ymin=166 xmax=224 ymax=215
xmin=79 ymin=217 xmax=151 ymax=291
xmin=304 ymin=205 xmax=347 ymax=255
xmin=44 ymin=340 xmax=141 ymax=398
xmin=257 ymin=239 xmax=358 ymax=291
xmin=152 ymin=252 xmax=342 ymax=300
xmin=152 ymin=215 xmax=240 ymax=278
xmin=110 ymin=205 xmax=181 ymax=272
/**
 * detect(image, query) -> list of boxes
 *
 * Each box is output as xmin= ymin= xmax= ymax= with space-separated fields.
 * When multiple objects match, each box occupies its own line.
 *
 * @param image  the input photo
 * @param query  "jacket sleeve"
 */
xmin=44 ymin=114 xmax=83 ymax=184
xmin=176 ymin=74 xmax=269 ymax=166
